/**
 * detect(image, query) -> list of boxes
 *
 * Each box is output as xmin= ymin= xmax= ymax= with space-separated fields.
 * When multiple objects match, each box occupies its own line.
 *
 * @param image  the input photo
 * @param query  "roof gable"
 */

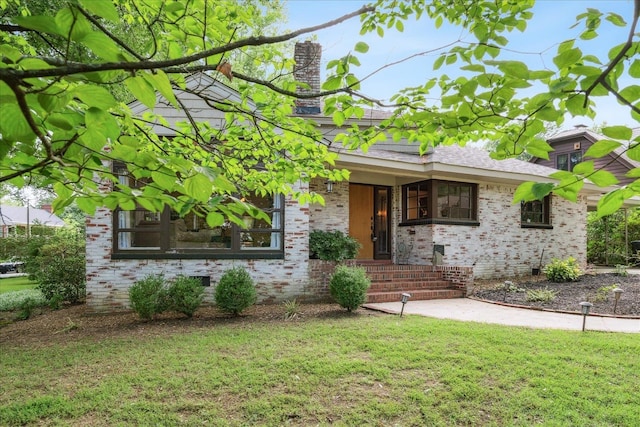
xmin=128 ymin=73 xmax=249 ymax=136
xmin=0 ymin=206 xmax=65 ymax=227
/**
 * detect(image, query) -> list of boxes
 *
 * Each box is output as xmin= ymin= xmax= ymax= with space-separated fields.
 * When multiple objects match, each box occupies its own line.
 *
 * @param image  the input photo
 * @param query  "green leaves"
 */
xmin=602 ymin=126 xmax=633 ymax=140
xmin=184 ymin=174 xmax=213 ymax=203
xmin=354 ymin=42 xmax=369 ymax=53
xmin=71 ymin=86 xmax=117 ymax=110
xmin=78 ymin=0 xmax=119 ymax=23
xmin=513 ymin=182 xmax=553 ymax=203
xmin=126 ymin=76 xmax=157 ymax=110
xmin=584 ymin=139 xmax=621 ymax=158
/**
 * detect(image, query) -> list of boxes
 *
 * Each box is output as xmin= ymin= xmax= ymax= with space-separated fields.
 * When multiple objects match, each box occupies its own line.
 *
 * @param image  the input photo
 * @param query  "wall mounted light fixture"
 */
xmin=326 ymin=180 xmax=334 ymax=193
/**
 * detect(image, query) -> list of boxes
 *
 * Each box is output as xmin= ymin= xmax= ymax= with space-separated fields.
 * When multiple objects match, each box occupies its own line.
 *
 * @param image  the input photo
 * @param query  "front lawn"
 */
xmin=1 ymin=310 xmax=638 ymax=426
xmin=0 ymin=276 xmax=37 ymax=294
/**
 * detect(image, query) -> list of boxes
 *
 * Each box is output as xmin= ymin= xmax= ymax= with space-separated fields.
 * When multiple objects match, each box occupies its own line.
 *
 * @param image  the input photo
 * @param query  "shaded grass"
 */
xmin=1 ymin=314 xmax=639 ymax=426
xmin=0 ymin=276 xmax=37 ymax=294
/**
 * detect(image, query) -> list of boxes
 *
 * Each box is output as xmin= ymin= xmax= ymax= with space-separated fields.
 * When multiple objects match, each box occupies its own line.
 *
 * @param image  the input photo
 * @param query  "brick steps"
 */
xmin=362 ymin=264 xmax=464 ymax=303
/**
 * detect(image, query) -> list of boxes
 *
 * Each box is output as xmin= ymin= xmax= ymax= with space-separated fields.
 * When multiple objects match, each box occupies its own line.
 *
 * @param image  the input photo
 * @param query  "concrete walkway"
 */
xmin=363 ymin=299 xmax=640 ymax=333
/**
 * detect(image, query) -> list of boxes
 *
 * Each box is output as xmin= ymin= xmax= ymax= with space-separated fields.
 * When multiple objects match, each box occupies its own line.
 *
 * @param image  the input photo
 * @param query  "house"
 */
xmin=532 ymin=125 xmax=640 ymax=186
xmin=84 ymin=43 xmax=617 ymax=311
xmin=0 ymin=204 xmax=65 ymax=237
xmin=532 ymin=125 xmax=640 ymax=264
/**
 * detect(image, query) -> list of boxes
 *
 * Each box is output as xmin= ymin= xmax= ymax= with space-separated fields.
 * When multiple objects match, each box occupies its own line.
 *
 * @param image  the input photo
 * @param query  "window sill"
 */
xmin=400 ymin=219 xmax=480 ymax=227
xmin=521 ymin=224 xmax=553 ymax=230
xmin=112 ymin=251 xmax=284 ymax=260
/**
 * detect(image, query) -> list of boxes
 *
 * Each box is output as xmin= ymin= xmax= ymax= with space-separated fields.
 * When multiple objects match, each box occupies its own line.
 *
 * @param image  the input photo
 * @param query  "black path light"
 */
xmin=579 ymin=301 xmax=593 ymax=332
xmin=613 ymin=287 xmax=624 ymax=315
xmin=400 ymin=293 xmax=411 ymax=317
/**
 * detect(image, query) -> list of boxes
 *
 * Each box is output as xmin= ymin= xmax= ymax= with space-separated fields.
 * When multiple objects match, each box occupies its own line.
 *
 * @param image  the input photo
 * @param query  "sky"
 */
xmin=284 ymin=0 xmax=638 ymax=130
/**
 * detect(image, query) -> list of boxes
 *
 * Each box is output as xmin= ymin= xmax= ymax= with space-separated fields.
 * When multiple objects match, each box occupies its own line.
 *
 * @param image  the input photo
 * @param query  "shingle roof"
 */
xmin=426 ymin=145 xmax=559 ymax=178
xmin=0 ymin=206 xmax=65 ymax=227
xmin=338 ymin=143 xmax=560 ymax=179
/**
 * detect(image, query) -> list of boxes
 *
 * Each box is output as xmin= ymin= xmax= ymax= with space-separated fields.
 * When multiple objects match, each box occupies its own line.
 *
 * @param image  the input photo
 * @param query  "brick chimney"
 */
xmin=293 ymin=41 xmax=322 ymax=114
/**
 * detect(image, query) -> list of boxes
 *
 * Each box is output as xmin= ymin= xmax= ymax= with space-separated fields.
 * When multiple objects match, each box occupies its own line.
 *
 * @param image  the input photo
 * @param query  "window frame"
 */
xmin=111 ymin=164 xmax=285 ymax=259
xmin=521 ymin=195 xmax=552 ymax=229
xmin=556 ymin=150 xmax=582 ymax=172
xmin=401 ymin=179 xmax=479 ymax=226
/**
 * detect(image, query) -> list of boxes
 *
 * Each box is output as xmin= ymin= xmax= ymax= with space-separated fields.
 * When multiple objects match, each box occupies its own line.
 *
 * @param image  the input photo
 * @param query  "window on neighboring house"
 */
xmin=521 ymin=196 xmax=552 ymax=228
xmin=556 ymin=153 xmax=568 ymax=171
xmin=112 ymin=164 xmax=284 ymax=258
xmin=556 ymin=151 xmax=582 ymax=171
xmin=402 ymin=180 xmax=478 ymax=224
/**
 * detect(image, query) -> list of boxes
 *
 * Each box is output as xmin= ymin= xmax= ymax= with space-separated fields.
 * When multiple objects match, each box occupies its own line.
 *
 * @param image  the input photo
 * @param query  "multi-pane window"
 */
xmin=112 ymin=165 xmax=284 ymax=257
xmin=437 ymin=182 xmax=473 ymax=220
xmin=404 ymin=181 xmax=429 ymax=220
xmin=402 ymin=180 xmax=477 ymax=223
xmin=521 ymin=196 xmax=551 ymax=227
xmin=556 ymin=151 xmax=582 ymax=171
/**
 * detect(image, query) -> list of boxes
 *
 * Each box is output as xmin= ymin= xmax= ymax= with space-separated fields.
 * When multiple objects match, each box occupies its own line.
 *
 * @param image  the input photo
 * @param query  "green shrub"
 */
xmin=543 ymin=257 xmax=581 ymax=283
xmin=0 ymin=289 xmax=46 ymax=311
xmin=525 ymin=288 xmax=558 ymax=303
xmin=593 ymin=284 xmax=618 ymax=303
xmin=283 ymin=299 xmax=302 ymax=320
xmin=27 ymin=232 xmax=86 ymax=304
xmin=166 ymin=276 xmax=204 ymax=318
xmin=129 ymin=274 xmax=168 ymax=320
xmin=614 ymin=264 xmax=628 ymax=277
xmin=215 ymin=267 xmax=257 ymax=316
xmin=16 ymin=297 xmax=38 ymax=320
xmin=309 ymin=230 xmax=361 ymax=261
xmin=329 ymin=265 xmax=371 ymax=312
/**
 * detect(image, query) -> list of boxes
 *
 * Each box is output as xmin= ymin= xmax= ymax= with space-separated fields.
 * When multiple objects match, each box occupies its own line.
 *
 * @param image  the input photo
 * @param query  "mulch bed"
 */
xmin=2 ymin=273 xmax=639 ymax=349
xmin=0 ymin=302 xmax=382 ymax=349
xmin=471 ymin=273 xmax=640 ymax=317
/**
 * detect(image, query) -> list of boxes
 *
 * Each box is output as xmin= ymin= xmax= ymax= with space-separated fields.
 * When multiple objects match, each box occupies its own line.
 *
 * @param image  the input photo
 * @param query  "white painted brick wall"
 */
xmin=392 ymin=182 xmax=587 ymax=279
xmin=86 ymin=184 xmax=312 ymax=312
xmin=87 ymin=177 xmax=589 ymax=311
xmin=308 ymin=178 xmax=349 ymax=233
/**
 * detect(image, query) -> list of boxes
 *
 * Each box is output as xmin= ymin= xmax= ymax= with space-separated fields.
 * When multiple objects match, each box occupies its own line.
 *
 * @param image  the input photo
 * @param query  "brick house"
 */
xmin=84 ymin=43 xmax=615 ymax=311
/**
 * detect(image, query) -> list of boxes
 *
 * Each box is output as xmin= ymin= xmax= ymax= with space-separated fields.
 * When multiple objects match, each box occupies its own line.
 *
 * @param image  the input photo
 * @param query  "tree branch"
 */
xmin=583 ymin=0 xmax=640 ymax=100
xmin=0 ymin=5 xmax=375 ymax=80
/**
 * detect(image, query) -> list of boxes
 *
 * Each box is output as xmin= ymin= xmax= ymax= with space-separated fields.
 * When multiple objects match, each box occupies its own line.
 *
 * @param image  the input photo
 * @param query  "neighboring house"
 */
xmin=0 ymin=205 xmax=65 ymax=237
xmin=85 ymin=43 xmax=619 ymax=311
xmin=532 ymin=125 xmax=640 ymax=186
xmin=533 ymin=126 xmax=640 ymax=264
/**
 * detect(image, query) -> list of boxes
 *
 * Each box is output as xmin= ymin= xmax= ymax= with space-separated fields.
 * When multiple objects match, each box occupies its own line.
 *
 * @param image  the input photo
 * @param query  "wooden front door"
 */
xmin=349 ymin=184 xmax=374 ymax=259
xmin=349 ymin=184 xmax=391 ymax=260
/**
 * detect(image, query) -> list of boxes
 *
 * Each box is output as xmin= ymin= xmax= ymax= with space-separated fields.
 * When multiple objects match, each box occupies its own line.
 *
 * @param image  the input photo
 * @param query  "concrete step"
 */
xmin=366 ymin=288 xmax=465 ymax=304
xmin=368 ymin=280 xmax=454 ymax=292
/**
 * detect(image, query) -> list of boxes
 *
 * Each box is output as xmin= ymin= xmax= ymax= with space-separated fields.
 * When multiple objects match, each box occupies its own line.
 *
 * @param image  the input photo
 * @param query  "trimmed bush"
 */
xmin=166 ymin=276 xmax=205 ymax=318
xmin=309 ymin=230 xmax=360 ymax=261
xmin=129 ymin=274 xmax=167 ymax=320
xmin=28 ymin=234 xmax=86 ymax=304
xmin=544 ymin=257 xmax=581 ymax=283
xmin=329 ymin=265 xmax=371 ymax=312
xmin=215 ymin=267 xmax=257 ymax=316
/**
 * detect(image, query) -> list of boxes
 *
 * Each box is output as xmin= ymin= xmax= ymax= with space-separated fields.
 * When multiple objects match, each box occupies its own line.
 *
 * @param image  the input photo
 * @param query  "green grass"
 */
xmin=1 ymin=314 xmax=639 ymax=426
xmin=0 ymin=276 xmax=37 ymax=294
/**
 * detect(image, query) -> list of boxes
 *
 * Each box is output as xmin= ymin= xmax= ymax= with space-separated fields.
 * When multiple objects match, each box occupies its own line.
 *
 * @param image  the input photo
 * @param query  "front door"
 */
xmin=349 ymin=184 xmax=391 ymax=260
